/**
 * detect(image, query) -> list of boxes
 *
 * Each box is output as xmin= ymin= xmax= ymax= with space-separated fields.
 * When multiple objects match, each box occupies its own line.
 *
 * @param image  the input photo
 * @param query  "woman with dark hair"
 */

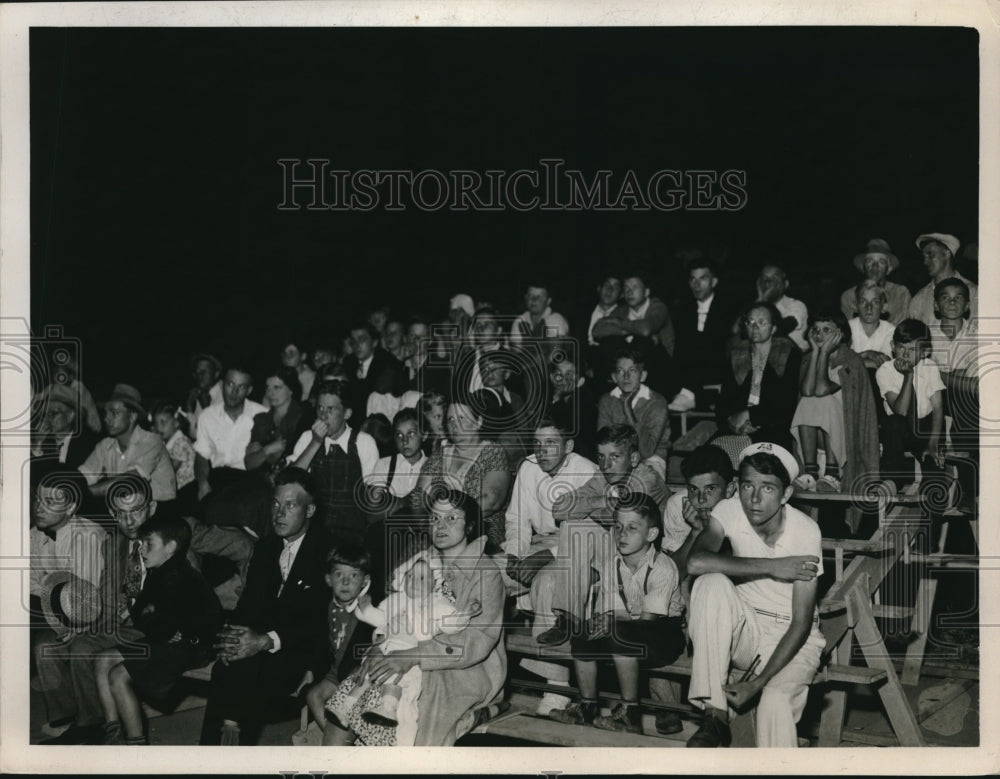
xmin=324 ymin=489 xmax=506 ymax=746
xmin=280 ymin=341 xmax=317 ymax=401
xmin=244 ymin=366 xmax=315 ymax=477
xmin=791 ymin=311 xmax=879 ymax=497
xmin=715 ymin=301 xmax=801 ymax=453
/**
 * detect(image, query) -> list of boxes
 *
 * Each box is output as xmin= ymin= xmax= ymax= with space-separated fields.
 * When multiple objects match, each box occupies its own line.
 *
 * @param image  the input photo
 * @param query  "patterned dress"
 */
xmin=165 ymin=430 xmax=196 ymax=490
xmin=412 ymin=442 xmax=510 ymax=548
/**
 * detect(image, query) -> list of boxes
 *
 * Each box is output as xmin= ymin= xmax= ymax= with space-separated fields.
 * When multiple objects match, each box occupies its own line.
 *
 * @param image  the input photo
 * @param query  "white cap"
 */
xmin=738 ymin=441 xmax=799 ymax=483
xmin=915 ymin=233 xmax=960 ymax=256
xmin=449 ymin=293 xmax=475 ymax=317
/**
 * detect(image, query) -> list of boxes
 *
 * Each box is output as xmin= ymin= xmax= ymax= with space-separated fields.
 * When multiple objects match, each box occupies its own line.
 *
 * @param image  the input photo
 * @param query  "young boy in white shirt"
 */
xmin=550 ymin=493 xmax=685 ymax=734
xmin=875 ymin=319 xmax=948 ymax=502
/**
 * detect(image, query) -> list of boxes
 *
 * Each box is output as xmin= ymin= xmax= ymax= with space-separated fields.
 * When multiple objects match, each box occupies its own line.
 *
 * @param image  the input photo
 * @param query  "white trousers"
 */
xmin=688 ymin=573 xmax=824 ymax=747
xmin=535 ymin=519 xmax=614 ymax=626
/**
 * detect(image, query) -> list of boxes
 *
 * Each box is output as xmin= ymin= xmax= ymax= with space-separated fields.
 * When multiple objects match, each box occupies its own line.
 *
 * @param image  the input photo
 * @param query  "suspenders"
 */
xmin=385 ymin=452 xmax=398 ymax=491
xmin=616 ymin=550 xmax=658 ymax=619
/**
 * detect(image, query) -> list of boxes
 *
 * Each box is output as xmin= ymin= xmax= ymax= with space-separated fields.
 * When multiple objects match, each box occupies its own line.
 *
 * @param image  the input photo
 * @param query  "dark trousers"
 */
xmin=880 ymin=413 xmax=951 ymax=521
xmin=199 ymin=649 xmax=310 ymax=745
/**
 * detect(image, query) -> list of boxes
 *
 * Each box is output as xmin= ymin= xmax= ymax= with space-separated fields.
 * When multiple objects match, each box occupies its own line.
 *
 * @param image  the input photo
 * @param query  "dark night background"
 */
xmin=29 ymin=26 xmax=979 ymax=404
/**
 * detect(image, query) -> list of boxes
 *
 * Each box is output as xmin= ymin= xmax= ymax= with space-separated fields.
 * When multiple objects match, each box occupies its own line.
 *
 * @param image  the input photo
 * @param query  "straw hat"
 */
xmin=915 ymin=232 xmax=960 ymax=256
xmin=39 ymin=571 xmax=102 ymax=635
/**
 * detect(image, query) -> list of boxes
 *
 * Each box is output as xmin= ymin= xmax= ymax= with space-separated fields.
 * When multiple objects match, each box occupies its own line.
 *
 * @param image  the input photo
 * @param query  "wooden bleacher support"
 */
xmin=816 ymin=485 xmax=928 ymax=745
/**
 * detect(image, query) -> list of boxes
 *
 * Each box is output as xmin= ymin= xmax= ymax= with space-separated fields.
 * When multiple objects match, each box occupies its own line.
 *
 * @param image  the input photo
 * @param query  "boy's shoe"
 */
xmin=549 ymin=699 xmax=598 ymax=726
xmin=535 ymin=691 xmax=572 ymax=716
xmin=816 ymin=474 xmax=842 ymax=493
xmin=102 ymin=721 xmax=124 ymax=745
xmin=654 ymin=710 xmax=684 ymax=735
xmin=685 ymin=714 xmax=731 ymax=747
xmin=536 ymin=614 xmax=571 ymax=646
xmin=594 ymin=702 xmax=642 ymax=734
xmin=793 ymin=473 xmax=817 ymax=491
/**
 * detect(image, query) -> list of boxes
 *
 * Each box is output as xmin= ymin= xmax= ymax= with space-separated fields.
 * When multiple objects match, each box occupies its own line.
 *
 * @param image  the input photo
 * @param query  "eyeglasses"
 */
xmin=744 ymin=318 xmax=772 ymax=328
xmin=614 ymin=367 xmax=641 ymax=377
xmin=810 ymin=325 xmax=837 ymax=335
xmin=394 ymin=430 xmax=420 ymax=441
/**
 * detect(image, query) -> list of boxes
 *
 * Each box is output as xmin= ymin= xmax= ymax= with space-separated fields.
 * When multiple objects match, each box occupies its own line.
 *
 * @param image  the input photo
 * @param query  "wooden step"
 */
xmin=671 ymin=420 xmax=717 ymax=453
xmin=473 ymin=694 xmax=691 ymax=747
xmin=822 ymin=664 xmax=887 ymax=685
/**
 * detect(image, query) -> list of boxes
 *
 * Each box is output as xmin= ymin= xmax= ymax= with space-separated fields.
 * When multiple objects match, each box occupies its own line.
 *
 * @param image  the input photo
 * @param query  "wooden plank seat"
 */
xmin=506 ymin=627 xmax=884 ymax=689
xmin=675 ymin=409 xmax=716 ymax=437
xmin=670 ymin=419 xmax=717 ymax=454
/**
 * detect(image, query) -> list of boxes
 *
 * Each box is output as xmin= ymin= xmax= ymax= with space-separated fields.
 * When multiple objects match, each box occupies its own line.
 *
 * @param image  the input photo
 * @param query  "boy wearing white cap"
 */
xmin=908 ymin=233 xmax=978 ymax=326
xmin=684 ymin=442 xmax=825 ymax=748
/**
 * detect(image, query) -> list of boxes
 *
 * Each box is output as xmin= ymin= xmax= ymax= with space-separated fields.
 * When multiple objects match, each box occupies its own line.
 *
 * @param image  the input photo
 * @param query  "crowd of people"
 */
xmin=28 ymin=231 xmax=980 ymax=748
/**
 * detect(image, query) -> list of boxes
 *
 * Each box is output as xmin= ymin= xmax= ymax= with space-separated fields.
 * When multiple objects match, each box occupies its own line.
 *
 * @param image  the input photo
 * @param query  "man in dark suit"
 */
xmin=199 ymin=467 xmax=332 ymax=746
xmin=341 ymin=322 xmax=407 ymax=422
xmin=668 ymin=257 xmax=740 ymax=412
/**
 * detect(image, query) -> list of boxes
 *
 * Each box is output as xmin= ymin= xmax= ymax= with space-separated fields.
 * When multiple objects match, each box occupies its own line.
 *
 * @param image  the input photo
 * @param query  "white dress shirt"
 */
xmin=504 ymin=452 xmax=598 ymax=557
xmin=849 ymin=318 xmax=895 ymax=358
xmin=588 ymin=303 xmax=618 ymax=346
xmin=696 ymin=293 xmax=715 ymax=333
xmin=509 ymin=306 xmax=570 ymax=345
xmin=30 ymin=515 xmax=107 ymax=597
xmin=357 ymin=354 xmax=374 ymax=380
xmin=365 ymin=452 xmax=428 ymax=498
xmin=193 ymin=400 xmax=267 ymax=470
xmin=288 ymin=424 xmax=379 ymax=477
xmin=875 ymin=357 xmax=946 ymax=418
xmin=269 ymin=533 xmax=306 ymax=652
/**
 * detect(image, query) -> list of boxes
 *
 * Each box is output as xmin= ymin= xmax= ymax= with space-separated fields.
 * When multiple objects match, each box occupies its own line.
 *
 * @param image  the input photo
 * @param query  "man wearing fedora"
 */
xmin=78 ymin=384 xmax=177 ymax=506
xmin=839 ymin=239 xmax=912 ymax=326
xmin=34 ymin=475 xmax=155 ymax=744
xmin=31 ymin=383 xmax=102 ymax=470
xmin=908 ymin=232 xmax=978 ymax=326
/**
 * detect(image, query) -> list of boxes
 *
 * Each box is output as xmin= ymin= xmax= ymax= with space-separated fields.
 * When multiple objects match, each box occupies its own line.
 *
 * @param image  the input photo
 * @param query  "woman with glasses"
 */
xmin=791 ymin=312 xmax=879 ymax=500
xmin=715 ymin=301 xmax=801 ymax=453
xmin=324 ymin=489 xmax=506 ymax=746
xmin=411 ymin=401 xmax=512 ymax=549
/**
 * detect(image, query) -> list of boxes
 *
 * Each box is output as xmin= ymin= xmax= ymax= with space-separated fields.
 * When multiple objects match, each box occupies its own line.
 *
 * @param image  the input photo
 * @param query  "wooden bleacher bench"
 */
xmin=671 ymin=419 xmax=717 ymax=455
xmin=499 ymin=615 xmax=887 ymax=748
xmin=675 ymin=409 xmax=715 ymax=437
